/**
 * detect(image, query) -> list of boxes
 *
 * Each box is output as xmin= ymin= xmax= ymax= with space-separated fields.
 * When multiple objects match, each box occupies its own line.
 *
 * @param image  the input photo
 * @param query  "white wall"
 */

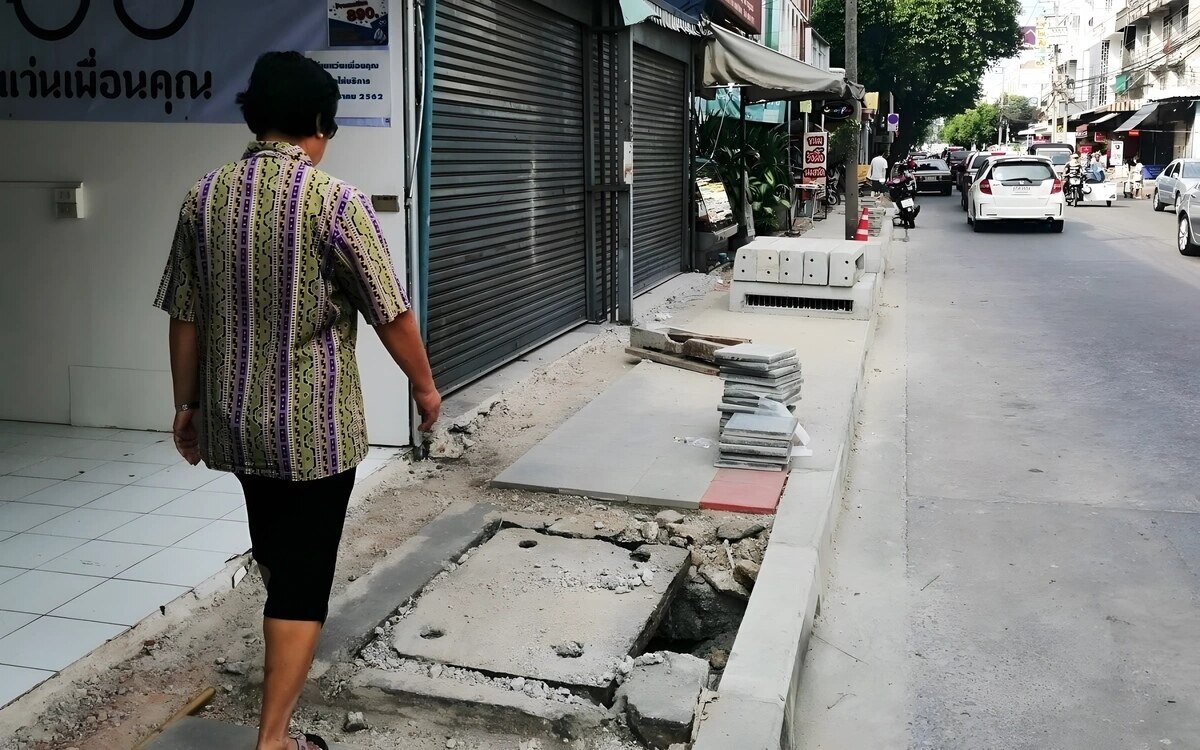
xmin=0 ymin=101 xmax=414 ymax=445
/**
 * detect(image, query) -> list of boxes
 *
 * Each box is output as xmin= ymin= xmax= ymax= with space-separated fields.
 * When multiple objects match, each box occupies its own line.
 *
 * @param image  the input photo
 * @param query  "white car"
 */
xmin=967 ymin=156 xmax=1065 ymax=233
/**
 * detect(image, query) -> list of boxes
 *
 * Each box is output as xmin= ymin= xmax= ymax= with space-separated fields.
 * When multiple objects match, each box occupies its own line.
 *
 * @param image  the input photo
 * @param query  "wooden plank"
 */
xmin=624 ymin=347 xmax=720 ymax=376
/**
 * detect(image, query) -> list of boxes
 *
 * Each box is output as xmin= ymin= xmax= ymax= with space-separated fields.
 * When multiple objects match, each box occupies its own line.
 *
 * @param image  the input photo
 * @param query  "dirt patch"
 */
xmin=0 ymin=273 xmax=769 ymax=750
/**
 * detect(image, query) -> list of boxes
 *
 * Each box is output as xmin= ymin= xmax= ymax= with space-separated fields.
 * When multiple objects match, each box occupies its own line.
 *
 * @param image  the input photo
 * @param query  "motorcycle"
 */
xmin=1064 ymin=167 xmax=1085 ymax=206
xmin=887 ymin=170 xmax=920 ymax=228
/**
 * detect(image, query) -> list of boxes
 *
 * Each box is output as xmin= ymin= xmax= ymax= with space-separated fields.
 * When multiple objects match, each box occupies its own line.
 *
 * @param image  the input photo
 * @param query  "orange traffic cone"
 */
xmin=854 ymin=207 xmax=870 ymax=241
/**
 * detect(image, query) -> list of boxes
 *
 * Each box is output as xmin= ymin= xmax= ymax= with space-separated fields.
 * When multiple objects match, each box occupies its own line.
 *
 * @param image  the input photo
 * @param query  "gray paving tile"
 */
xmin=0 ymin=502 xmax=72 ymax=533
xmin=0 ymin=611 xmax=37 ymax=639
xmin=51 ymin=578 xmax=189 ymax=626
xmin=84 ymin=485 xmax=185 ymax=513
xmin=0 ymin=534 xmax=86 ymax=569
xmin=0 ymin=616 xmax=125 ymax=671
xmin=150 ymin=491 xmax=244 ymax=520
xmin=39 ymin=540 xmax=161 ymax=578
xmin=0 ymin=570 xmax=103 ymax=614
xmin=134 ymin=464 xmax=227 ymax=491
xmin=10 ymin=457 xmax=106 ymax=481
xmin=16 ymin=481 xmax=117 ymax=508
xmin=99 ymin=515 xmax=210 ymax=546
xmin=0 ymin=664 xmax=54 ymax=707
xmin=0 ymin=477 xmax=60 ymax=502
xmin=28 ymin=508 xmax=142 ymax=540
xmin=175 ymin=520 xmax=250 ymax=554
xmin=69 ymin=461 xmax=170 ymax=486
xmin=117 ymin=547 xmax=232 ymax=588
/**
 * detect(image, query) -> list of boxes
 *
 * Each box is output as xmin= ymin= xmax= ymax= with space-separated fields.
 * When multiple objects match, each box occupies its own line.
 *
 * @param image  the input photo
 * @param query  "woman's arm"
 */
xmin=169 ymin=318 xmax=202 ymax=464
xmin=373 ymin=310 xmax=441 ymax=431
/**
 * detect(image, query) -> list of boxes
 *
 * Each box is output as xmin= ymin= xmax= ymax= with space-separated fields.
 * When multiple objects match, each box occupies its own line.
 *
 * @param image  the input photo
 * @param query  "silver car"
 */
xmin=1175 ymin=184 xmax=1200 ymax=256
xmin=1154 ymin=158 xmax=1200 ymax=212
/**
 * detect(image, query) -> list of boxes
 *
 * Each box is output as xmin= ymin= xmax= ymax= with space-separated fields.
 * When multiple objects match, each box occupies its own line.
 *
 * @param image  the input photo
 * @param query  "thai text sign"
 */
xmin=0 ymin=0 xmax=390 ymax=124
xmin=803 ymin=131 xmax=828 ymax=182
xmin=712 ymin=0 xmax=761 ymax=33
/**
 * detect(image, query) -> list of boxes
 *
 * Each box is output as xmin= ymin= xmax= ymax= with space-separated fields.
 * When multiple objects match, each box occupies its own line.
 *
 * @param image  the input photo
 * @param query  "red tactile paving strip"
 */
xmin=699 ymin=469 xmax=788 ymax=514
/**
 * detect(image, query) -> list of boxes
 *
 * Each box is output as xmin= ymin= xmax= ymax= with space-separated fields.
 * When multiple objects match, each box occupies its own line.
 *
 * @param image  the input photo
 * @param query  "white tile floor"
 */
xmin=0 ymin=419 xmax=399 ymax=708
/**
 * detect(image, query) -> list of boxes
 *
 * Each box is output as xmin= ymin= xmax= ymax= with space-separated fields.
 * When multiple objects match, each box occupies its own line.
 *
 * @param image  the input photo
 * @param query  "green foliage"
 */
xmin=811 ymin=0 xmax=1022 ymax=155
xmin=942 ymin=93 xmax=1036 ymax=147
xmin=827 ymin=121 xmax=861 ymax=166
xmin=697 ymin=116 xmax=793 ymax=234
xmin=942 ymin=102 xmax=1000 ymax=147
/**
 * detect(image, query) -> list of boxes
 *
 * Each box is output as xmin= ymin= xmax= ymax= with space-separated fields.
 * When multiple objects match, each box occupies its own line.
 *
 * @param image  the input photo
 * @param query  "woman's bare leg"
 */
xmin=255 ymin=618 xmax=323 ymax=750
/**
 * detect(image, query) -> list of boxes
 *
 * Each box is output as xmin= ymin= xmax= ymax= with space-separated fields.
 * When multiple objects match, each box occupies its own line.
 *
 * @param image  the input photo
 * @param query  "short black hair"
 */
xmin=237 ymin=51 xmax=339 ymax=139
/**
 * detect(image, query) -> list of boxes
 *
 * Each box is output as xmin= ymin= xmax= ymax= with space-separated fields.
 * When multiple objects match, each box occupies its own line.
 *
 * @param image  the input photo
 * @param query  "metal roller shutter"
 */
xmin=429 ymin=0 xmax=588 ymax=391
xmin=632 ymin=45 xmax=688 ymax=293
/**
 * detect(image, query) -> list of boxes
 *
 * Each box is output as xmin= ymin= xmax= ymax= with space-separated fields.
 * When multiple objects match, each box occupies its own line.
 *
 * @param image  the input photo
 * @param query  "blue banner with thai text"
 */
xmin=0 ymin=0 xmax=392 ymax=125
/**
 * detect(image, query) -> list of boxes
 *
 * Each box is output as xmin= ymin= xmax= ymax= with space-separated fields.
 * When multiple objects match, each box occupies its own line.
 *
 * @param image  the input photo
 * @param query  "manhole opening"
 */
xmin=518 ymin=539 xmax=538 ymax=548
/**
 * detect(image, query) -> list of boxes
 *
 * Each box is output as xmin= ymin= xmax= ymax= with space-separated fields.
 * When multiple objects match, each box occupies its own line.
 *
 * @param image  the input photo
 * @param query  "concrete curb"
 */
xmin=693 ymin=226 xmax=891 ymax=750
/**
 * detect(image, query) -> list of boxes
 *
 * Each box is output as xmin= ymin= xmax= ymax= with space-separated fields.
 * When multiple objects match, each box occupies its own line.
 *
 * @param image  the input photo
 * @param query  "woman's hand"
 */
xmin=414 ymin=386 xmax=442 ymax=433
xmin=172 ymin=409 xmax=202 ymax=465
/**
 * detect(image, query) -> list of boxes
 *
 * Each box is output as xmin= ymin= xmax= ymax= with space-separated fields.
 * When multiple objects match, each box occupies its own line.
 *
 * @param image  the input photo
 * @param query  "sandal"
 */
xmin=291 ymin=734 xmax=330 ymax=750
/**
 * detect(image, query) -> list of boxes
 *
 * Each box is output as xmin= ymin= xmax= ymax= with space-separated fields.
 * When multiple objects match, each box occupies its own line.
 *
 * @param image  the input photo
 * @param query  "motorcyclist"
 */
xmin=1065 ymin=153 xmax=1085 ymax=203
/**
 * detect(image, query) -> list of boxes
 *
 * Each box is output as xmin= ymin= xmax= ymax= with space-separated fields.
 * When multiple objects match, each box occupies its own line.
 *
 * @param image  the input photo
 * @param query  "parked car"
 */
xmin=1027 ymin=142 xmax=1075 ymax=178
xmin=966 ymin=155 xmax=1064 ymax=233
xmin=957 ymin=152 xmax=982 ymax=193
xmin=1174 ymin=183 xmax=1200 ymax=256
xmin=947 ymin=149 xmax=972 ymax=182
xmin=1153 ymin=158 xmax=1200 ymax=212
xmin=959 ymin=154 xmax=997 ymax=209
xmin=912 ymin=158 xmax=954 ymax=195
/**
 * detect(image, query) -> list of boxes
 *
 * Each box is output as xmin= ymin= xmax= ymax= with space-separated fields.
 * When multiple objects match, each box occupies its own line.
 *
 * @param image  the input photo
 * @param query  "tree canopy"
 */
xmin=811 ymin=0 xmax=1023 ymax=154
xmin=941 ymin=95 xmax=1037 ymax=147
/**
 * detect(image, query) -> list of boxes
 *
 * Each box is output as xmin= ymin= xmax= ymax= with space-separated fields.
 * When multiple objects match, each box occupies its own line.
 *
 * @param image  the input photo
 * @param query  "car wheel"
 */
xmin=1050 ymin=220 xmax=1064 ymax=233
xmin=1178 ymin=215 xmax=1200 ymax=256
xmin=1153 ymin=190 xmax=1165 ymax=211
xmin=961 ymin=194 xmax=967 ymax=211
xmin=1107 ymin=201 xmax=1112 ymax=207
xmin=972 ymin=218 xmax=984 ymax=232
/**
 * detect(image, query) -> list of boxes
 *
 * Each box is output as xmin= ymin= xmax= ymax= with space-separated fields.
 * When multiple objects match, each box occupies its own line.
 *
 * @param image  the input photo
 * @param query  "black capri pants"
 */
xmin=236 ymin=468 xmax=356 ymax=623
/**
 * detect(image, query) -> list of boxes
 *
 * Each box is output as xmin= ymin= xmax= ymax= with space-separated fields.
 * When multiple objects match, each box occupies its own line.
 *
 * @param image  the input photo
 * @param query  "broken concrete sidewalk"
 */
xmin=389 ymin=528 xmax=690 ymax=695
xmin=616 ymin=652 xmax=710 ymax=748
xmin=144 ymin=717 xmax=365 ymax=749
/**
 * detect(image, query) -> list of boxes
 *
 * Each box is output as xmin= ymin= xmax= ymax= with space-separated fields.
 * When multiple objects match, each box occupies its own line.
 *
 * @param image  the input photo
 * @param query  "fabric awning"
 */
xmin=702 ymin=23 xmax=864 ymax=103
xmin=1115 ymin=102 xmax=1159 ymax=132
xmin=1090 ymin=112 xmax=1121 ymax=126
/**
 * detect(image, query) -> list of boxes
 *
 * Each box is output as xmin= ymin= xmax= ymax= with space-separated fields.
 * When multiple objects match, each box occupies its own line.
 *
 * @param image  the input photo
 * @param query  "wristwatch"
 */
xmin=176 ymin=401 xmax=201 ymax=413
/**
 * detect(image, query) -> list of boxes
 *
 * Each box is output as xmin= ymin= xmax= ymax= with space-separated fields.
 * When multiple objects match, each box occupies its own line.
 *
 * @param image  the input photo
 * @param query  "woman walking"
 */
xmin=155 ymin=52 xmax=440 ymax=750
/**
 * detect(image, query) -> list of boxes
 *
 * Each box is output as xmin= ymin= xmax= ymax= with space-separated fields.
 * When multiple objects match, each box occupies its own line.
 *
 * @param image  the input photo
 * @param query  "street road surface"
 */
xmin=796 ymin=194 xmax=1200 ymax=749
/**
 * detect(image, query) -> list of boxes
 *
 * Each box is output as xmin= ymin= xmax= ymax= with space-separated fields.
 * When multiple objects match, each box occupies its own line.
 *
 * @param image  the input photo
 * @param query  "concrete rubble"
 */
xmin=616 ymin=652 xmax=710 ymax=749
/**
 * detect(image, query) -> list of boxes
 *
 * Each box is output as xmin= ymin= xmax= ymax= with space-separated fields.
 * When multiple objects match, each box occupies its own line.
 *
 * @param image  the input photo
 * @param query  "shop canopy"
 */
xmin=701 ymin=22 xmax=864 ymax=104
xmin=1090 ymin=112 xmax=1121 ymax=126
xmin=1115 ymin=102 xmax=1160 ymax=132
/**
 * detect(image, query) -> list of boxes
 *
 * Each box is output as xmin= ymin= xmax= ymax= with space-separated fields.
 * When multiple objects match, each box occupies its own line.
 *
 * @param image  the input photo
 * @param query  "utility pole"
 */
xmin=844 ymin=0 xmax=860 ymax=240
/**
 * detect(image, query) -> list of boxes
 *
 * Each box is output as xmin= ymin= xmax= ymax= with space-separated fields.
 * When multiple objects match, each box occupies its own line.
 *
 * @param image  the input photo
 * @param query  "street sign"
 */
xmin=886 ymin=112 xmax=900 ymax=133
xmin=823 ymin=100 xmax=855 ymax=120
xmin=803 ymin=132 xmax=828 ymax=183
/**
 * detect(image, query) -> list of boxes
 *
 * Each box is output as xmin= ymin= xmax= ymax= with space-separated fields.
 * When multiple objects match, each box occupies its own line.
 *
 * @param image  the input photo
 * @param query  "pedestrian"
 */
xmin=1132 ymin=158 xmax=1145 ymax=198
xmin=155 ymin=51 xmax=441 ymax=750
xmin=868 ymin=151 xmax=889 ymax=196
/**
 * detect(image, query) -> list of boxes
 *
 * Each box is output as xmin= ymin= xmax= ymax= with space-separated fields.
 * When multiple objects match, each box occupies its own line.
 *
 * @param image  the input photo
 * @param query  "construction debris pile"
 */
xmin=714 ymin=344 xmax=809 ymax=471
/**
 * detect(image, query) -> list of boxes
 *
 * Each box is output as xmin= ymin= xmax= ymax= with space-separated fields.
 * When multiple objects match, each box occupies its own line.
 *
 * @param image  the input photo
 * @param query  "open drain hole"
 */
xmin=419 ymin=626 xmax=445 ymax=640
xmin=518 ymin=540 xmax=538 ymax=549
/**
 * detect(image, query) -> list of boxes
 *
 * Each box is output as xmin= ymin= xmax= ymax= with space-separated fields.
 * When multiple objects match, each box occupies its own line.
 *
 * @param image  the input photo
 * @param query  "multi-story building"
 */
xmin=1056 ymin=0 xmax=1200 ymax=165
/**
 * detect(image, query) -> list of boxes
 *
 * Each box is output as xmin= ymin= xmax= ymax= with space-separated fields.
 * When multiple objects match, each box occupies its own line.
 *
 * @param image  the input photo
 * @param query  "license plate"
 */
xmin=900 ymin=198 xmax=915 ymax=208
xmin=1012 ymin=186 xmax=1031 ymax=194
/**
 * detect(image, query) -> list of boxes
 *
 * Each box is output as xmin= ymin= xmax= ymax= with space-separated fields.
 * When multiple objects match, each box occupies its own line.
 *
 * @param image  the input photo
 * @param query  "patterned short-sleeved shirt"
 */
xmin=155 ymin=141 xmax=409 ymax=481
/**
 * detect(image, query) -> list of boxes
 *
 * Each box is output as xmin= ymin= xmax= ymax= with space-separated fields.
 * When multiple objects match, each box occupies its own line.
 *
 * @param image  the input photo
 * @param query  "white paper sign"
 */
xmin=307 ymin=50 xmax=390 ymax=121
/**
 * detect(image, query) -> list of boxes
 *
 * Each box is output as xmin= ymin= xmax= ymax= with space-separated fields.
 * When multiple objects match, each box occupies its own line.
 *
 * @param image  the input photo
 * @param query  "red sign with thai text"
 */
xmin=802 ymin=131 xmax=828 ymax=182
xmin=712 ymin=0 xmax=762 ymax=33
